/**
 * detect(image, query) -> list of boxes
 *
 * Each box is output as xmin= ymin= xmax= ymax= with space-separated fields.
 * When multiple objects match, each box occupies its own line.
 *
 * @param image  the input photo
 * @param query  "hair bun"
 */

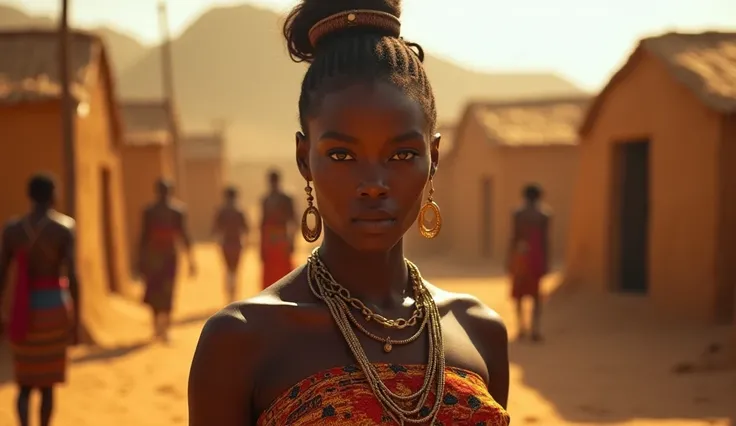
xmin=283 ymin=0 xmax=402 ymax=63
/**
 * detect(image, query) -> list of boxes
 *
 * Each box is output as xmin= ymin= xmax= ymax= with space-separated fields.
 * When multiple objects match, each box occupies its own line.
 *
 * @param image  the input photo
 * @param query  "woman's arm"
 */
xmin=481 ymin=313 xmax=509 ymax=408
xmin=188 ymin=307 xmax=259 ymax=425
xmin=464 ymin=298 xmax=510 ymax=408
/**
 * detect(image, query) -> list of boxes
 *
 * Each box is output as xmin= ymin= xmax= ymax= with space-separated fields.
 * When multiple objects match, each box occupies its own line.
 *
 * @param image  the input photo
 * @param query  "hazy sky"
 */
xmin=11 ymin=0 xmax=736 ymax=89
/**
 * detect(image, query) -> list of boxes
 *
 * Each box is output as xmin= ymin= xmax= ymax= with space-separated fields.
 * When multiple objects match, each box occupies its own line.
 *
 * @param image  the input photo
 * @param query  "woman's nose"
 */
xmin=356 ymin=165 xmax=389 ymax=198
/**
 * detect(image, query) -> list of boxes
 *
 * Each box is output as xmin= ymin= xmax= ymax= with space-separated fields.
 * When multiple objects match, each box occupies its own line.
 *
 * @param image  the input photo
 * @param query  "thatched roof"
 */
xmin=473 ymin=97 xmax=590 ymax=146
xmin=581 ymin=31 xmax=736 ymax=135
xmin=120 ymin=100 xmax=173 ymax=146
xmin=181 ymin=132 xmax=224 ymax=159
xmin=0 ymin=29 xmax=103 ymax=104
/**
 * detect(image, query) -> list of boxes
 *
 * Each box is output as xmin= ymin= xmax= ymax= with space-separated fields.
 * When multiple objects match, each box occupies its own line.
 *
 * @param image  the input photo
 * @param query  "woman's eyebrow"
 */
xmin=389 ymin=130 xmax=424 ymax=144
xmin=318 ymin=131 xmax=358 ymax=143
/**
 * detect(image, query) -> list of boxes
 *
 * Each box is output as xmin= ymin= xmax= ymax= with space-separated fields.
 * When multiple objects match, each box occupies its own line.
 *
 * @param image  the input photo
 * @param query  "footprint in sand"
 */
xmin=156 ymin=384 xmax=184 ymax=399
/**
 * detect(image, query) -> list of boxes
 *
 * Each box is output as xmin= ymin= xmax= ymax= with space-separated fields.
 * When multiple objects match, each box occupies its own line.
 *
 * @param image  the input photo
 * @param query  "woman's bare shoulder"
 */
xmin=195 ymin=303 xmax=265 ymax=357
xmin=191 ymin=294 xmax=300 ymax=391
xmin=190 ymin=299 xmax=290 ymax=424
xmin=426 ymin=282 xmax=509 ymax=389
xmin=200 ymin=265 xmax=311 ymax=344
xmin=201 ymin=296 xmax=298 ymax=343
xmin=426 ymin=282 xmax=507 ymax=338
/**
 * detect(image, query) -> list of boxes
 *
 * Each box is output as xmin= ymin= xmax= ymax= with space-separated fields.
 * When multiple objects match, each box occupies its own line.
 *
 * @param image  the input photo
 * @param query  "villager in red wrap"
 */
xmin=507 ymin=184 xmax=551 ymax=342
xmin=137 ymin=179 xmax=196 ymax=343
xmin=259 ymin=170 xmax=296 ymax=290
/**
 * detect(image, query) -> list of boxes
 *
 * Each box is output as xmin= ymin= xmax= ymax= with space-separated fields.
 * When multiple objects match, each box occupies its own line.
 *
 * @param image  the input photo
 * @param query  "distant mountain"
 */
xmin=117 ymin=4 xmax=306 ymax=160
xmin=88 ymin=27 xmax=149 ymax=73
xmin=1 ymin=2 xmax=584 ymax=160
xmin=422 ymin=54 xmax=584 ymax=123
xmin=118 ymin=4 xmax=583 ymax=160
xmin=0 ymin=4 xmax=148 ymax=74
xmin=0 ymin=3 xmax=50 ymax=27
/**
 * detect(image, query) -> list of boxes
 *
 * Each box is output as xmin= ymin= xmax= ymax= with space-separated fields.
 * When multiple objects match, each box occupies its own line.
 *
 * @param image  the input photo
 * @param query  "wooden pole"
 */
xmin=157 ymin=0 xmax=185 ymax=200
xmin=59 ymin=0 xmax=76 ymax=217
xmin=158 ymin=1 xmax=174 ymax=103
xmin=59 ymin=0 xmax=92 ymax=345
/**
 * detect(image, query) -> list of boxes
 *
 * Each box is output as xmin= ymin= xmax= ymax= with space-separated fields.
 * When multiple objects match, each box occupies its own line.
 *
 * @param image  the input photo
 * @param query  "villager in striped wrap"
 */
xmin=0 ymin=173 xmax=80 ymax=426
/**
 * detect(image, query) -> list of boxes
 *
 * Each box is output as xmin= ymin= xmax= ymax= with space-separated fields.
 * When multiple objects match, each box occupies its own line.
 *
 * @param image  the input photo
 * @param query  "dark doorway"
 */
xmin=480 ymin=177 xmax=494 ymax=258
xmin=616 ymin=140 xmax=650 ymax=293
xmin=100 ymin=168 xmax=118 ymax=293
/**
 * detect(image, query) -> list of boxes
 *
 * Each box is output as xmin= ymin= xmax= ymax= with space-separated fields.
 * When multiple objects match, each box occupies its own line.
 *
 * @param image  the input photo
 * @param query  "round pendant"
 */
xmin=383 ymin=341 xmax=393 ymax=353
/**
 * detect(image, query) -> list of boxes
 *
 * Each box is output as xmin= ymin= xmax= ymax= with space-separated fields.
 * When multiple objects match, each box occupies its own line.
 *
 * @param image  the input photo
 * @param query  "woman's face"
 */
xmin=297 ymin=81 xmax=440 ymax=252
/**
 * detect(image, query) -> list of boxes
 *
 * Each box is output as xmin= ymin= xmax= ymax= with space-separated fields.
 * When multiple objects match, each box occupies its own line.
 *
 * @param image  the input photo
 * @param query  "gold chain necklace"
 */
xmin=307 ymin=250 xmax=446 ymax=425
xmin=308 ymin=254 xmax=427 ymax=352
xmin=309 ymin=254 xmax=424 ymax=330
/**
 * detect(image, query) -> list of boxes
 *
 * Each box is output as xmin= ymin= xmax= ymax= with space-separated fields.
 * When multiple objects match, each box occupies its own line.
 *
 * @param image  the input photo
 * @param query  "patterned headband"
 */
xmin=308 ymin=9 xmax=402 ymax=49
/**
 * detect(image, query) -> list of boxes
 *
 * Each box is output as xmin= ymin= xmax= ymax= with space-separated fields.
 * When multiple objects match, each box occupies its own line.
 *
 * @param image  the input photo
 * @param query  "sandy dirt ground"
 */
xmin=0 ymin=243 xmax=733 ymax=425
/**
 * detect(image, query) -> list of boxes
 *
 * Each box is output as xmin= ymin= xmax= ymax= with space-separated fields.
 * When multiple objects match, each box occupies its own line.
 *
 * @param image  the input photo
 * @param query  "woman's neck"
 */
xmin=30 ymin=205 xmax=51 ymax=217
xmin=316 ymin=227 xmax=409 ymax=309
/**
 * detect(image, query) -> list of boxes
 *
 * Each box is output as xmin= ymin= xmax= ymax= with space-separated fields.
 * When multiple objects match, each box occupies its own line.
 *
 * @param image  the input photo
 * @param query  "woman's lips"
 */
xmin=350 ymin=217 xmax=397 ymax=233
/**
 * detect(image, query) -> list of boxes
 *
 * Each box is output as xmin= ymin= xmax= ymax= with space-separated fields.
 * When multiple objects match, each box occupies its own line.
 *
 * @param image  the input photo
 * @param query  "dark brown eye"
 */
xmin=390 ymin=151 xmax=417 ymax=161
xmin=328 ymin=151 xmax=355 ymax=161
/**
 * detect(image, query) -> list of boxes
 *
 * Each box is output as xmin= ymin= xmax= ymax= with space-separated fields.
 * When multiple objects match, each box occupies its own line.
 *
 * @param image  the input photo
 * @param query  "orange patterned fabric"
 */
xmin=257 ymin=363 xmax=510 ymax=425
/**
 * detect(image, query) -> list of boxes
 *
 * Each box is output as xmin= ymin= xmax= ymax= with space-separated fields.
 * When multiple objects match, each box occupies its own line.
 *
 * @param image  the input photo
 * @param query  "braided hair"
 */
xmin=283 ymin=0 xmax=437 ymax=134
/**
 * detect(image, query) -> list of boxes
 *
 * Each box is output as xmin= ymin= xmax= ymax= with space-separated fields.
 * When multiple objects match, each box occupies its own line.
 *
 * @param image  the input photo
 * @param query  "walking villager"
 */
xmin=0 ymin=174 xmax=80 ymax=426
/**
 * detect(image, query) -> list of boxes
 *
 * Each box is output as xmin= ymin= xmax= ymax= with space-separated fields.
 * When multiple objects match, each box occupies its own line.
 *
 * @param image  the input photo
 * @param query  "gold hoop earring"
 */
xmin=418 ymin=178 xmax=442 ymax=239
xmin=301 ymin=181 xmax=322 ymax=242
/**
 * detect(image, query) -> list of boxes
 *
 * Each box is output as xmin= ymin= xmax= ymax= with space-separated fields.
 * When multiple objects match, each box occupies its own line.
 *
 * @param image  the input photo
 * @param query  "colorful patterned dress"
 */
xmin=257 ymin=364 xmax=510 ymax=425
xmin=8 ymin=248 xmax=73 ymax=387
xmin=141 ymin=225 xmax=179 ymax=313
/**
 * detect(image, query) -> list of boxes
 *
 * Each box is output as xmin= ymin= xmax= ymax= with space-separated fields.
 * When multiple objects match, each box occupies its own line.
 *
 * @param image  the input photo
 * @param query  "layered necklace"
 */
xmin=306 ymin=249 xmax=445 ymax=425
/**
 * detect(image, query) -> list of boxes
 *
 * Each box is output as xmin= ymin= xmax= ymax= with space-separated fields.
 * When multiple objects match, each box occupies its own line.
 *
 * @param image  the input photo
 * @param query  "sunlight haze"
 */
xmin=10 ymin=0 xmax=736 ymax=90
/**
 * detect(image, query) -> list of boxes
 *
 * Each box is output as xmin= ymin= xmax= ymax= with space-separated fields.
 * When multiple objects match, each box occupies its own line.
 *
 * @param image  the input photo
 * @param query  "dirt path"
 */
xmin=0 ymin=244 xmax=733 ymax=425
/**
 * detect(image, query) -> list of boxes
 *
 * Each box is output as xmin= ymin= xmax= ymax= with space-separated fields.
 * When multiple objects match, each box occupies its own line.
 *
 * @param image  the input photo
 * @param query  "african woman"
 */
xmin=138 ymin=179 xmax=196 ymax=343
xmin=507 ymin=184 xmax=550 ymax=342
xmin=188 ymin=1 xmax=510 ymax=425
